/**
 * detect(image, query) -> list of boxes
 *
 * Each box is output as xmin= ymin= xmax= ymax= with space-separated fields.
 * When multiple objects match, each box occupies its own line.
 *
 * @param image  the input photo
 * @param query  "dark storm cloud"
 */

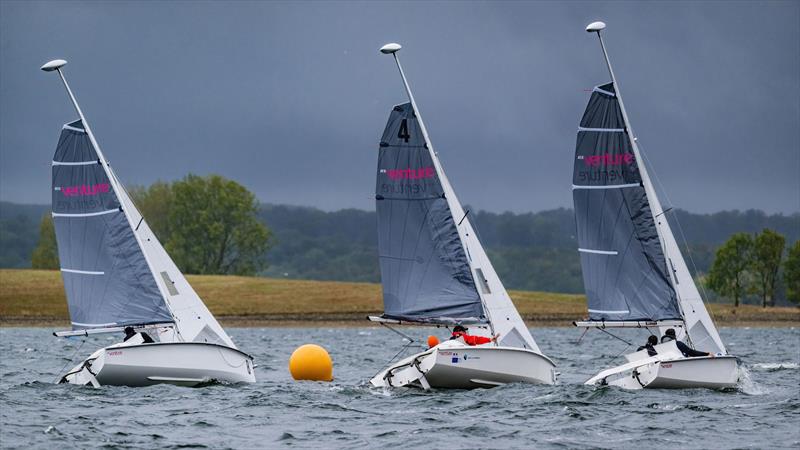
xmin=1 ymin=1 xmax=798 ymax=213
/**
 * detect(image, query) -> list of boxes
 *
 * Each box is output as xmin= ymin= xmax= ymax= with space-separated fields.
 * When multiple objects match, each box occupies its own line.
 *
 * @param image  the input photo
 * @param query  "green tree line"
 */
xmin=4 ymin=185 xmax=798 ymax=295
xmin=29 ymin=175 xmax=271 ymax=276
xmin=707 ymin=230 xmax=800 ymax=307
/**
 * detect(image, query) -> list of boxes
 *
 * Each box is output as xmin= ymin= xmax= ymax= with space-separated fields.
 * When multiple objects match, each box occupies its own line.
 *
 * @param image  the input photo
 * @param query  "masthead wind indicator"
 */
xmin=586 ymin=21 xmax=606 ymax=33
xmin=41 ymin=59 xmax=67 ymax=72
xmin=380 ymin=43 xmax=402 ymax=54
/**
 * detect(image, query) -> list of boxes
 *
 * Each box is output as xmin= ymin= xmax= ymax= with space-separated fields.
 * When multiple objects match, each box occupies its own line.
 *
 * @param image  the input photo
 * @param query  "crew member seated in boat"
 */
xmin=660 ymin=328 xmax=714 ymax=358
xmin=450 ymin=325 xmax=498 ymax=346
xmin=123 ymin=326 xmax=155 ymax=344
xmin=637 ymin=335 xmax=658 ymax=356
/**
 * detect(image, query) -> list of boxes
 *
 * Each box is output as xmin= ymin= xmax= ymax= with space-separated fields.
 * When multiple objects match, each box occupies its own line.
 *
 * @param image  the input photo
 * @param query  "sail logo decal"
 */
xmin=576 ymin=153 xmax=637 ymax=183
xmin=55 ymin=183 xmax=111 ymax=197
xmin=380 ymin=167 xmax=435 ymax=180
xmin=378 ymin=167 xmax=438 ymax=197
xmin=579 ymin=153 xmax=635 ymax=167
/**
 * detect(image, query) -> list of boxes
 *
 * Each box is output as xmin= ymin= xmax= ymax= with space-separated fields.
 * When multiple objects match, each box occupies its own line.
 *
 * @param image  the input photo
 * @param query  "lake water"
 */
xmin=1 ymin=326 xmax=798 ymax=449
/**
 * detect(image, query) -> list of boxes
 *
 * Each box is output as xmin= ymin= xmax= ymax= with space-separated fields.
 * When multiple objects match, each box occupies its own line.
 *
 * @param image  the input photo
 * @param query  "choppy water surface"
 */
xmin=1 ymin=326 xmax=798 ymax=449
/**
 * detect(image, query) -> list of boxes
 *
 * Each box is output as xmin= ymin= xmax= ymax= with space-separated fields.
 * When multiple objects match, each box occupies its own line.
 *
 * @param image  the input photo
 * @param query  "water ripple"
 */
xmin=0 ymin=327 xmax=798 ymax=448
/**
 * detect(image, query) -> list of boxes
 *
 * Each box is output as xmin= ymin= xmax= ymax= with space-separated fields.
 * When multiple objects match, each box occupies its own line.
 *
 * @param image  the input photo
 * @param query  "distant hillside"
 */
xmin=0 ymin=202 xmax=48 ymax=268
xmin=1 ymin=201 xmax=798 ymax=296
xmin=261 ymin=205 xmax=800 ymax=296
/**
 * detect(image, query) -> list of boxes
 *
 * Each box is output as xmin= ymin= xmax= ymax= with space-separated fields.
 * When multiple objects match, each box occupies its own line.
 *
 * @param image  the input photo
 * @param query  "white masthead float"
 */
xmin=571 ymin=23 xmax=739 ymax=389
xmin=369 ymin=44 xmax=556 ymax=390
xmin=43 ymin=59 xmax=255 ymax=387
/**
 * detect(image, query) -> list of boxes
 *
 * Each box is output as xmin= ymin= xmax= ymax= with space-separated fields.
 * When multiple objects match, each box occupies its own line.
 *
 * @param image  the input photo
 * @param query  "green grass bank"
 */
xmin=1 ymin=269 xmax=797 ymax=327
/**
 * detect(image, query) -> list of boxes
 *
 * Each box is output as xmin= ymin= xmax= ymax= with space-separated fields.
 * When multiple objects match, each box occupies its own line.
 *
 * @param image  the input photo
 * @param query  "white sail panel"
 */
xmin=111 ymin=173 xmax=236 ymax=348
xmin=656 ymin=214 xmax=726 ymax=354
xmin=459 ymin=216 xmax=542 ymax=353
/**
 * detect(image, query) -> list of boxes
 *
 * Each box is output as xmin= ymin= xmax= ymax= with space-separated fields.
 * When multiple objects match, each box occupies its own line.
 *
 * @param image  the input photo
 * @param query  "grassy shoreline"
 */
xmin=1 ymin=269 xmax=798 ymax=328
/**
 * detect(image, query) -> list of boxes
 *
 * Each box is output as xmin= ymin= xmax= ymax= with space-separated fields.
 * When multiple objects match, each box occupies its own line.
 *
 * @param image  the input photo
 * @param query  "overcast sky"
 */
xmin=1 ymin=1 xmax=798 ymax=214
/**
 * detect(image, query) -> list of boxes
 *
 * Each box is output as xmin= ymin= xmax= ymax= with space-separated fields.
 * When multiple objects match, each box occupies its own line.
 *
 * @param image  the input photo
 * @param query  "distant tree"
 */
xmin=30 ymin=214 xmax=59 ymax=269
xmin=785 ymin=241 xmax=800 ymax=305
xmin=167 ymin=174 xmax=271 ymax=275
xmin=750 ymin=229 xmax=786 ymax=307
xmin=707 ymin=233 xmax=753 ymax=308
xmin=129 ymin=181 xmax=174 ymax=242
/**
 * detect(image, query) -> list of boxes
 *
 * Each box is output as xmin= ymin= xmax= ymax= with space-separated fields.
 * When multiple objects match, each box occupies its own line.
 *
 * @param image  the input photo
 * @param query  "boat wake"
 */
xmin=750 ymin=362 xmax=799 ymax=371
xmin=737 ymin=366 xmax=768 ymax=396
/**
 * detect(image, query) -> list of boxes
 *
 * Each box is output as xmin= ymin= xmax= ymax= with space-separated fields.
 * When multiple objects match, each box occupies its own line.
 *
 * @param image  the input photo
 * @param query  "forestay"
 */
xmin=572 ymin=84 xmax=681 ymax=322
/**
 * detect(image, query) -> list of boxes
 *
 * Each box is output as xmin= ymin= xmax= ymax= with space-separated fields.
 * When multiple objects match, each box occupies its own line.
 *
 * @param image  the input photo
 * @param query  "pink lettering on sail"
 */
xmin=60 ymin=183 xmax=110 ymax=197
xmin=386 ymin=167 xmax=435 ymax=180
xmin=583 ymin=153 xmax=635 ymax=167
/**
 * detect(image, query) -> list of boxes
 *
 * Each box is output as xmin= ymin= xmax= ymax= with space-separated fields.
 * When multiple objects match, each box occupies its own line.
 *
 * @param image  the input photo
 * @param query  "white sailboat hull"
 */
xmin=60 ymin=342 xmax=255 ymax=388
xmin=586 ymin=355 xmax=739 ymax=390
xmin=370 ymin=340 xmax=556 ymax=390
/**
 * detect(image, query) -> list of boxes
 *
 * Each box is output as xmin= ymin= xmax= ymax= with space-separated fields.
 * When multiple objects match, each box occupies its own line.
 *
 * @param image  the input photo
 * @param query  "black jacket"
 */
xmin=662 ymin=335 xmax=709 ymax=357
xmin=675 ymin=340 xmax=709 ymax=358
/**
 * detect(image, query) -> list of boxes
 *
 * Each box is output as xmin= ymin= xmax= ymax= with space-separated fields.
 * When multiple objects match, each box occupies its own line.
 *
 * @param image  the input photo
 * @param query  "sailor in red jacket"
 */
xmin=450 ymin=325 xmax=498 ymax=346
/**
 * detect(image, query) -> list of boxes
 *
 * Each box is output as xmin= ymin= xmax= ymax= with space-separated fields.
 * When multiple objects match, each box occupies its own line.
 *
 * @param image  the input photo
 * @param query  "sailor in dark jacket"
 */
xmin=123 ymin=326 xmax=155 ymax=344
xmin=661 ymin=328 xmax=714 ymax=358
xmin=637 ymin=335 xmax=659 ymax=357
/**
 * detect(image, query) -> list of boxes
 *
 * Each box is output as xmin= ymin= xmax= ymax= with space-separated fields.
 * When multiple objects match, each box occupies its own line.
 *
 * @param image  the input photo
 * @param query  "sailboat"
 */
xmin=572 ymin=23 xmax=739 ymax=389
xmin=42 ymin=59 xmax=255 ymax=388
xmin=368 ymin=44 xmax=556 ymax=390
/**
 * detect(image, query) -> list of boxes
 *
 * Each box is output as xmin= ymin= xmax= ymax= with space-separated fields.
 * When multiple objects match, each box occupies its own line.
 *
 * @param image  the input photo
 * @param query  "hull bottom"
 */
xmin=371 ymin=341 xmax=556 ymax=390
xmin=589 ymin=355 xmax=739 ymax=390
xmin=61 ymin=342 xmax=255 ymax=388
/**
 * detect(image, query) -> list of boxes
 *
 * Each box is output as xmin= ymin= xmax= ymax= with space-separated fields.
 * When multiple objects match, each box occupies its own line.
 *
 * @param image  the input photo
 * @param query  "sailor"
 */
xmin=123 ymin=326 xmax=155 ymax=344
xmin=637 ymin=335 xmax=658 ymax=356
xmin=450 ymin=325 xmax=498 ymax=346
xmin=660 ymin=328 xmax=714 ymax=358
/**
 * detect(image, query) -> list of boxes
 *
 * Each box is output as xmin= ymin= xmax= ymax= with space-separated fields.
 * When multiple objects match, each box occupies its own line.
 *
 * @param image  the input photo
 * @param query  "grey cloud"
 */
xmin=1 ymin=1 xmax=797 ymax=213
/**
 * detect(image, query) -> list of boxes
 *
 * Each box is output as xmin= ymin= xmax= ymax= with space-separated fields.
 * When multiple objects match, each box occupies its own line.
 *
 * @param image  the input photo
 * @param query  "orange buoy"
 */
xmin=289 ymin=344 xmax=333 ymax=381
xmin=427 ymin=335 xmax=440 ymax=348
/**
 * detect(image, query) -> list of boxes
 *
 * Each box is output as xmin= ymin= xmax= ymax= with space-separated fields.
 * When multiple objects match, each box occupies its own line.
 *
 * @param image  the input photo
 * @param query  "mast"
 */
xmin=41 ymin=60 xmax=181 ymax=338
xmin=379 ymin=44 xmax=496 ymax=336
xmin=377 ymin=44 xmax=543 ymax=353
xmin=587 ymin=24 xmax=673 ymax=270
xmin=584 ymin=23 xmax=726 ymax=353
xmin=585 ymin=23 xmax=680 ymax=302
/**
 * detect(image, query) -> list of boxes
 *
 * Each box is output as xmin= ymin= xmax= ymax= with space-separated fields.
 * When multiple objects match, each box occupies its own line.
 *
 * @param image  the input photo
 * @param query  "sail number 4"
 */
xmin=398 ymin=119 xmax=410 ymax=142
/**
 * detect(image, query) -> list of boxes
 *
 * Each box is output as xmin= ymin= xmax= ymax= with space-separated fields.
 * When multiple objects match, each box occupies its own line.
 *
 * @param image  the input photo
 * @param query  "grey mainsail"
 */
xmin=375 ymin=103 xmax=484 ymax=324
xmin=52 ymin=120 xmax=173 ymax=330
xmin=572 ymin=84 xmax=681 ymax=322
